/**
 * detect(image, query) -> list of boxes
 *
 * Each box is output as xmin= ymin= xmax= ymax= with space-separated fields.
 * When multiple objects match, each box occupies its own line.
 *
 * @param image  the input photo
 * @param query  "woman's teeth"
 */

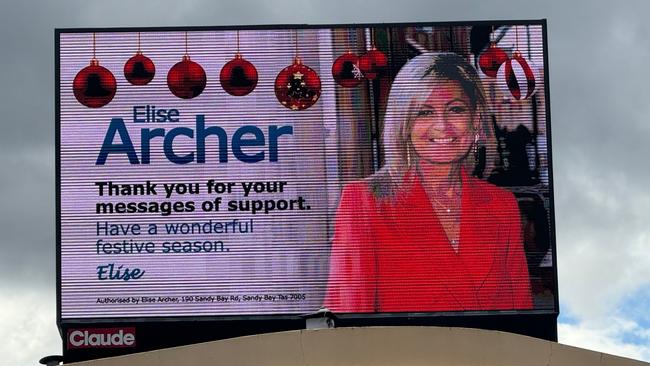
xmin=429 ymin=137 xmax=455 ymax=143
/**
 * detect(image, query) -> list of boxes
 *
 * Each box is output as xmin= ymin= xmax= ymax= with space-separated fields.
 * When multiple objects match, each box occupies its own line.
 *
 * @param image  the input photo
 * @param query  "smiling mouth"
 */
xmin=428 ymin=137 xmax=456 ymax=143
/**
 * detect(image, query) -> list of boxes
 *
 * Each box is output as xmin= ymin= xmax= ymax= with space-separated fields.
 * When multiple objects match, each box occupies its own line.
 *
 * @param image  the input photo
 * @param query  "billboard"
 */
xmin=57 ymin=20 xmax=556 ymax=339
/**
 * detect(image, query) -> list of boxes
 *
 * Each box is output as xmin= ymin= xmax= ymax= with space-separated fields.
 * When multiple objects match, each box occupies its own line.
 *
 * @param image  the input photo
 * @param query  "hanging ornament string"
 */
xmin=73 ymin=32 xmax=117 ymax=108
xmin=220 ymin=30 xmax=258 ymax=96
xmin=125 ymin=31 xmax=155 ymax=85
xmin=514 ymin=25 xmax=519 ymax=57
xmin=275 ymin=29 xmax=322 ymax=110
xmin=184 ymin=31 xmax=188 ymax=57
xmin=294 ymin=29 xmax=299 ymax=61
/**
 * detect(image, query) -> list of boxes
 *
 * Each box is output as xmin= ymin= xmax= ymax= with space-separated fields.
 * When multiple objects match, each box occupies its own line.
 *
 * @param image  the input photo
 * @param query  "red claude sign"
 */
xmin=67 ymin=328 xmax=136 ymax=349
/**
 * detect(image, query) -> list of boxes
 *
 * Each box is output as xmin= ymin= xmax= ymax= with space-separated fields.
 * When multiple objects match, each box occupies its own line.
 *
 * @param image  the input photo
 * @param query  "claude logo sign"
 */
xmin=67 ymin=328 xmax=136 ymax=349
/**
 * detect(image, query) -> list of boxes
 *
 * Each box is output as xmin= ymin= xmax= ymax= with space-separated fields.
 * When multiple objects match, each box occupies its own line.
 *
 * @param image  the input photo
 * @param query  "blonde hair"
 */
xmin=370 ymin=52 xmax=495 ymax=197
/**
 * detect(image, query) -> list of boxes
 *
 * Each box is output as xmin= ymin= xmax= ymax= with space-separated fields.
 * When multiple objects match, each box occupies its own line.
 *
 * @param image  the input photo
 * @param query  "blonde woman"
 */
xmin=325 ymin=53 xmax=533 ymax=313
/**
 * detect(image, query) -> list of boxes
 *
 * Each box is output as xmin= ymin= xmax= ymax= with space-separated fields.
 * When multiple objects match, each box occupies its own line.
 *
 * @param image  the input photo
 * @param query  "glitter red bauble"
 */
xmin=332 ymin=51 xmax=363 ymax=88
xmin=167 ymin=56 xmax=207 ymax=99
xmin=219 ymin=54 xmax=258 ymax=96
xmin=479 ymin=42 xmax=508 ymax=78
xmin=497 ymin=51 xmax=537 ymax=100
xmin=358 ymin=48 xmax=387 ymax=80
xmin=73 ymin=59 xmax=117 ymax=108
xmin=275 ymin=57 xmax=321 ymax=110
xmin=124 ymin=51 xmax=155 ymax=85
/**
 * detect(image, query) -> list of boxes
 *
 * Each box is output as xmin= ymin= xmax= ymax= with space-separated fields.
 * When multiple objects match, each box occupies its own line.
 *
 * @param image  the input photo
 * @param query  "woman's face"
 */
xmin=409 ymin=79 xmax=476 ymax=166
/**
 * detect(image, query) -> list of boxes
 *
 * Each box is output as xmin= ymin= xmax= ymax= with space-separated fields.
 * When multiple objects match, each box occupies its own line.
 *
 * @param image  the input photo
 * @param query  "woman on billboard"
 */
xmin=324 ymin=52 xmax=533 ymax=313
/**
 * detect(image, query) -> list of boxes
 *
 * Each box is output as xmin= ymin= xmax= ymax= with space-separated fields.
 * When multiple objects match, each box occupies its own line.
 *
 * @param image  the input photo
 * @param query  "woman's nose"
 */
xmin=428 ymin=112 xmax=447 ymax=131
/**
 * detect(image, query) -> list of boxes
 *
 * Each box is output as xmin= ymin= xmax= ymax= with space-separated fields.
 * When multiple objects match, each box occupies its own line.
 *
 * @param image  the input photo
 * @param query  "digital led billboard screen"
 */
xmin=57 ymin=21 xmax=555 ymax=325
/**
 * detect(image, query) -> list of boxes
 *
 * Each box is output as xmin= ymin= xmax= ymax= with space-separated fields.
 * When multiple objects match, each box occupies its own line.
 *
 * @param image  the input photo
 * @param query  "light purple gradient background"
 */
xmin=60 ymin=29 xmax=341 ymax=318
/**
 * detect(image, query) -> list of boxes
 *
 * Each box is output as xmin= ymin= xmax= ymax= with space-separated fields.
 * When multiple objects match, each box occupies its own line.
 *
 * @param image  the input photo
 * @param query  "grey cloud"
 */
xmin=0 ymin=146 xmax=54 ymax=286
xmin=2 ymin=0 xmax=650 ymax=364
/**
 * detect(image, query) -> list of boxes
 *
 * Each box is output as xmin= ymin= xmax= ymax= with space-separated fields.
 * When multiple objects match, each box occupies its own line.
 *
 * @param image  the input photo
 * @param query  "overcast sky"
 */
xmin=1 ymin=0 xmax=649 ymax=365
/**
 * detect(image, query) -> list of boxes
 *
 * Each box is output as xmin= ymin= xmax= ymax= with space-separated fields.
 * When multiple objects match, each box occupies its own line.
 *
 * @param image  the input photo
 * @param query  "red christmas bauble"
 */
xmin=220 ymin=54 xmax=258 ymax=96
xmin=73 ymin=59 xmax=117 ymax=108
xmin=497 ymin=51 xmax=536 ymax=100
xmin=358 ymin=48 xmax=387 ymax=80
xmin=332 ymin=51 xmax=363 ymax=88
xmin=479 ymin=42 xmax=508 ymax=78
xmin=275 ymin=57 xmax=321 ymax=110
xmin=124 ymin=51 xmax=155 ymax=85
xmin=167 ymin=56 xmax=207 ymax=99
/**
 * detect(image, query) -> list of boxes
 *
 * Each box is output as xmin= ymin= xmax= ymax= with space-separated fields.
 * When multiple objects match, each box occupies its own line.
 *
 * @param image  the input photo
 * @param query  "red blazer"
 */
xmin=324 ymin=170 xmax=533 ymax=313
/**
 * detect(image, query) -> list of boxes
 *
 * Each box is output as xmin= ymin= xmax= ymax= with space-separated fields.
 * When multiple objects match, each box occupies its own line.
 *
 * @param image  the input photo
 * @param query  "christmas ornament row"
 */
xmin=73 ymin=47 xmax=387 ymax=110
xmin=477 ymin=37 xmax=538 ymax=100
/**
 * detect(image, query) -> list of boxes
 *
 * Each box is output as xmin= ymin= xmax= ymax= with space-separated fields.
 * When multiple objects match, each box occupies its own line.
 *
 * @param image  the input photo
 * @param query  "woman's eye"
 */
xmin=416 ymin=109 xmax=433 ymax=116
xmin=448 ymin=106 xmax=467 ymax=114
